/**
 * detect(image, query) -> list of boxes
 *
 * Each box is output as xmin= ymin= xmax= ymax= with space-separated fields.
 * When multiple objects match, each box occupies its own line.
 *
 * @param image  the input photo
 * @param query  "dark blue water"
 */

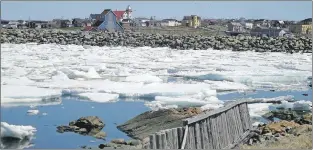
xmin=1 ymin=89 xmax=312 ymax=149
xmin=1 ymin=99 xmax=149 ymax=149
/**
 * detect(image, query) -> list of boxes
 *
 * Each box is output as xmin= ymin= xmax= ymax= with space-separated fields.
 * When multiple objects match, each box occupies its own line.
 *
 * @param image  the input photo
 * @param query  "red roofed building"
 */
xmin=112 ymin=5 xmax=132 ymax=22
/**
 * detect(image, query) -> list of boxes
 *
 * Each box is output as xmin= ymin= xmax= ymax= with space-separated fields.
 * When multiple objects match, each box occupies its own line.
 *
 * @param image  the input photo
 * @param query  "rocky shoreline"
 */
xmin=1 ymin=29 xmax=312 ymax=53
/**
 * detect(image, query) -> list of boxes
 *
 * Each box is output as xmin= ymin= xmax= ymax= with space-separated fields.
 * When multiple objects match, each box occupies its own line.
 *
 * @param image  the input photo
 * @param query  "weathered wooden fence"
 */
xmin=148 ymin=100 xmax=252 ymax=149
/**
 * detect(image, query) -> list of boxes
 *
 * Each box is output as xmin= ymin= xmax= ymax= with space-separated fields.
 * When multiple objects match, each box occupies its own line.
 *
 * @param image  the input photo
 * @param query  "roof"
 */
xmin=182 ymin=15 xmax=201 ymax=20
xmin=113 ymin=10 xmax=126 ymax=20
xmin=162 ymin=19 xmax=178 ymax=22
xmin=134 ymin=17 xmax=150 ymax=20
xmin=229 ymin=22 xmax=242 ymax=26
xmin=101 ymin=9 xmax=111 ymax=15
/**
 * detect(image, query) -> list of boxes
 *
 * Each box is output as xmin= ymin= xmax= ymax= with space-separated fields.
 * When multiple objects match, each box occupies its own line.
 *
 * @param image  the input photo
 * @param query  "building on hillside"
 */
xmin=92 ymin=9 xmax=124 ymax=32
xmin=250 ymin=27 xmax=290 ymax=37
xmin=227 ymin=22 xmax=244 ymax=32
xmin=289 ymin=18 xmax=312 ymax=35
xmin=289 ymin=24 xmax=312 ymax=35
xmin=160 ymin=19 xmax=180 ymax=27
xmin=182 ymin=15 xmax=201 ymax=28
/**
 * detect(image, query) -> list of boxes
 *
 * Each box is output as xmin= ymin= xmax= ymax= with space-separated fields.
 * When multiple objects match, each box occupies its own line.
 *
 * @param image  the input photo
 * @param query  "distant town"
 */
xmin=1 ymin=5 xmax=312 ymax=38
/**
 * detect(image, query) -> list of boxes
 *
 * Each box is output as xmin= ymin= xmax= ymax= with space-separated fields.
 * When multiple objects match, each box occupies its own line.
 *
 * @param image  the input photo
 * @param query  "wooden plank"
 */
xmin=216 ymin=114 xmax=222 ymax=149
xmin=199 ymin=120 xmax=205 ymax=149
xmin=165 ymin=130 xmax=171 ymax=149
xmin=189 ymin=125 xmax=195 ymax=149
xmin=195 ymin=122 xmax=201 ymax=149
xmin=231 ymin=108 xmax=240 ymax=142
xmin=221 ymin=112 xmax=230 ymax=147
xmin=149 ymin=134 xmax=156 ymax=149
xmin=181 ymin=125 xmax=189 ymax=149
xmin=164 ymin=130 xmax=170 ymax=149
xmin=202 ymin=119 xmax=209 ymax=149
xmin=172 ymin=128 xmax=178 ymax=149
xmin=177 ymin=127 xmax=184 ymax=148
xmin=156 ymin=132 xmax=161 ymax=149
xmin=234 ymin=106 xmax=244 ymax=135
xmin=184 ymin=99 xmax=249 ymax=124
xmin=161 ymin=132 xmax=166 ymax=149
xmin=245 ymin=102 xmax=252 ymax=129
xmin=206 ymin=118 xmax=213 ymax=149
xmin=223 ymin=130 xmax=251 ymax=149
xmin=210 ymin=115 xmax=217 ymax=149
xmin=226 ymin=109 xmax=235 ymax=144
xmin=239 ymin=103 xmax=247 ymax=131
xmin=218 ymin=113 xmax=225 ymax=148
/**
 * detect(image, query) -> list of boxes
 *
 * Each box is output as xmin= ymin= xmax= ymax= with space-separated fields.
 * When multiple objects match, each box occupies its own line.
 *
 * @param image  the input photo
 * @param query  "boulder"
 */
xmin=57 ymin=116 xmax=106 ymax=139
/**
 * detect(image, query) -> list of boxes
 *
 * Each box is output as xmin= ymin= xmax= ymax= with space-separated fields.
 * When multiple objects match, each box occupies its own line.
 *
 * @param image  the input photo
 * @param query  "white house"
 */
xmin=160 ymin=19 xmax=180 ymax=27
xmin=227 ymin=22 xmax=244 ymax=32
xmin=133 ymin=17 xmax=150 ymax=26
xmin=243 ymin=22 xmax=253 ymax=29
xmin=7 ymin=21 xmax=19 ymax=29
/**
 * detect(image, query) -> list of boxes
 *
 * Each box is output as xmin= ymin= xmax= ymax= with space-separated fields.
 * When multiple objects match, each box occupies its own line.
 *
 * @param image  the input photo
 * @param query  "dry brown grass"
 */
xmin=240 ymin=132 xmax=312 ymax=149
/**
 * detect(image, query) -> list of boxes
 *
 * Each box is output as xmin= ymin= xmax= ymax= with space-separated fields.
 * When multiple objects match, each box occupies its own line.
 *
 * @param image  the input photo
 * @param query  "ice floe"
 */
xmin=1 ymin=85 xmax=62 ymax=107
xmin=125 ymin=74 xmax=163 ymax=83
xmin=1 ymin=122 xmax=36 ymax=149
xmin=77 ymin=93 xmax=119 ymax=103
xmin=27 ymin=110 xmax=39 ymax=115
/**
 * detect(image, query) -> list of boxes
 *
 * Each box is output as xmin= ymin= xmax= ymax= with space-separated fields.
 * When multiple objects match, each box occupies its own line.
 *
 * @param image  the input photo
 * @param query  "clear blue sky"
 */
xmin=1 ymin=1 xmax=312 ymax=21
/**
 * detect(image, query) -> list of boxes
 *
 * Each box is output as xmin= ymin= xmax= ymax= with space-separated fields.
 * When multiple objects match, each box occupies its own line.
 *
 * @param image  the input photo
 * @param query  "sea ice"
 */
xmin=0 ymin=122 xmax=36 ymax=140
xmin=77 ymin=93 xmax=119 ymax=103
xmin=26 ymin=110 xmax=39 ymax=115
xmin=125 ymin=74 xmax=163 ymax=83
xmin=1 ymin=43 xmax=311 ymax=106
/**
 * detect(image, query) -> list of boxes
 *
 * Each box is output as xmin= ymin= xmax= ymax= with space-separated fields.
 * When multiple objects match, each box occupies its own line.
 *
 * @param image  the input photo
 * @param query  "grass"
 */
xmin=57 ymin=27 xmax=84 ymax=31
xmin=240 ymin=132 xmax=312 ymax=149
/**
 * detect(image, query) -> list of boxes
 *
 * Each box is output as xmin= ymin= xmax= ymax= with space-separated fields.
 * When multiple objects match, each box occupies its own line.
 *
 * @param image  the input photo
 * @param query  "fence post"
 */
xmin=180 ymin=125 xmax=189 ymax=149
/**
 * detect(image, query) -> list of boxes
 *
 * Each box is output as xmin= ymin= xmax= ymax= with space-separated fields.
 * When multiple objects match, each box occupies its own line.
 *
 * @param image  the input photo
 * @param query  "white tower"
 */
xmin=126 ymin=5 xmax=132 ymax=19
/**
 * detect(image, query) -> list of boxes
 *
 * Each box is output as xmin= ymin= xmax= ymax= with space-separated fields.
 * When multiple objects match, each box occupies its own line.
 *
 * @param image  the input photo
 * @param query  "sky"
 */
xmin=1 ymin=1 xmax=312 ymax=21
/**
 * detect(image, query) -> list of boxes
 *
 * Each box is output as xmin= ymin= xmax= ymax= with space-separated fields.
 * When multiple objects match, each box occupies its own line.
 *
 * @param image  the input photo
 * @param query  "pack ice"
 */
xmin=1 ymin=44 xmax=311 ymax=109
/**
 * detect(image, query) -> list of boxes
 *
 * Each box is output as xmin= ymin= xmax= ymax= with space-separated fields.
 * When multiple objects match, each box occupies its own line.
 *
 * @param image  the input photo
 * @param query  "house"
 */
xmin=92 ymin=9 xmax=124 ymax=32
xmin=250 ymin=27 xmax=289 ymax=37
xmin=60 ymin=20 xmax=72 ymax=28
xmin=72 ymin=18 xmax=85 ymax=27
xmin=1 ymin=20 xmax=10 ymax=28
xmin=289 ymin=18 xmax=312 ymax=35
xmin=289 ymin=24 xmax=312 ymax=35
xmin=132 ymin=17 xmax=150 ymax=26
xmin=26 ymin=20 xmax=48 ymax=28
xmin=113 ymin=5 xmax=132 ymax=22
xmin=299 ymin=18 xmax=312 ymax=25
xmin=240 ymin=22 xmax=253 ymax=29
xmin=160 ymin=19 xmax=180 ymax=27
xmin=227 ymin=22 xmax=244 ymax=32
xmin=253 ymin=19 xmax=271 ymax=27
xmin=7 ymin=21 xmax=20 ymax=29
xmin=182 ymin=15 xmax=201 ymax=28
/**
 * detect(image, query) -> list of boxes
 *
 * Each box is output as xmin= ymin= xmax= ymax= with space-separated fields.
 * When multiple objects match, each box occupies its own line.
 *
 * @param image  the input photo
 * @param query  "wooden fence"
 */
xmin=148 ymin=100 xmax=252 ymax=149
